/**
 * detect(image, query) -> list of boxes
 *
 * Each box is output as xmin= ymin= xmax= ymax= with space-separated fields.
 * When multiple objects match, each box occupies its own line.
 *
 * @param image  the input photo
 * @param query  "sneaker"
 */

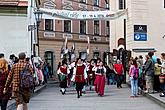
xmin=160 ymin=93 xmax=165 ymax=97
xmin=144 ymin=90 xmax=149 ymax=93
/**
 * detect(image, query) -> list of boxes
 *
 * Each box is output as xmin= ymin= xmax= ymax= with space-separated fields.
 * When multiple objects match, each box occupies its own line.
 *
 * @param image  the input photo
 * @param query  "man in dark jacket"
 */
xmin=144 ymin=52 xmax=155 ymax=93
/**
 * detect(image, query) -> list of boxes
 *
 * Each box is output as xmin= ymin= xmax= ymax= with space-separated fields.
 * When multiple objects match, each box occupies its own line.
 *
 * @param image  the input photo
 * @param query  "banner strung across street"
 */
xmin=39 ymin=8 xmax=127 ymax=20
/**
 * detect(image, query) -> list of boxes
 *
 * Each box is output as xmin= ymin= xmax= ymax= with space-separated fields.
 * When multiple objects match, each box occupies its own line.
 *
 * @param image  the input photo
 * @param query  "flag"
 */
xmin=71 ymin=43 xmax=76 ymax=59
xmin=64 ymin=36 xmax=68 ymax=54
xmin=87 ymin=36 xmax=90 ymax=55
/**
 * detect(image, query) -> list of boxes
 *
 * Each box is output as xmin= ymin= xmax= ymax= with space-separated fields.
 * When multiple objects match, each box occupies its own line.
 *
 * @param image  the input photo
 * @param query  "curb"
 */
xmin=126 ymin=82 xmax=165 ymax=108
xmin=7 ymin=85 xmax=47 ymax=110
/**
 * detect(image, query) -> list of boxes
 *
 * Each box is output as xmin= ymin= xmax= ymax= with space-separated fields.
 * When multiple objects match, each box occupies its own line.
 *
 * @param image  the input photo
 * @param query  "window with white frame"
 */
xmin=80 ymin=20 xmax=86 ymax=34
xmin=94 ymin=0 xmax=99 ymax=6
xmin=45 ymin=19 xmax=54 ymax=31
xmin=79 ymin=0 xmax=86 ymax=3
xmin=119 ymin=0 xmax=124 ymax=10
xmin=105 ymin=0 xmax=109 ymax=9
xmin=106 ymin=21 xmax=110 ymax=36
xmin=64 ymin=20 xmax=71 ymax=33
xmin=94 ymin=20 xmax=99 ymax=35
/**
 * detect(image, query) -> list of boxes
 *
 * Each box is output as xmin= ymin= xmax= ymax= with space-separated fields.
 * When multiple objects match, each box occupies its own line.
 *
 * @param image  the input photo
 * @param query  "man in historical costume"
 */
xmin=57 ymin=61 xmax=70 ymax=95
xmin=71 ymin=58 xmax=87 ymax=98
xmin=93 ymin=61 xmax=106 ymax=97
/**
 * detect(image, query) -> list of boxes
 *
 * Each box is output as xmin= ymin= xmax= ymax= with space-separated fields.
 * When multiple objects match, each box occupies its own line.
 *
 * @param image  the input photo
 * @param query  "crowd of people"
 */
xmin=0 ymin=52 xmax=52 ymax=110
xmin=128 ymin=52 xmax=165 ymax=97
xmin=0 ymin=51 xmax=165 ymax=109
xmin=57 ymin=51 xmax=165 ymax=99
xmin=57 ymin=57 xmax=125 ymax=98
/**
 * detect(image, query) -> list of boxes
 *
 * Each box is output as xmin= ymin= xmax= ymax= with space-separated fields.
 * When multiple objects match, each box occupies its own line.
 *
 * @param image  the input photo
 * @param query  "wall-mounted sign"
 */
xmin=134 ymin=25 xmax=147 ymax=41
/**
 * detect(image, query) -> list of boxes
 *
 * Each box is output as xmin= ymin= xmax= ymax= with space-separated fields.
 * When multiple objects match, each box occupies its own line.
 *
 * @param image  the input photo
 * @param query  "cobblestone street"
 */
xmin=27 ymin=84 xmax=164 ymax=110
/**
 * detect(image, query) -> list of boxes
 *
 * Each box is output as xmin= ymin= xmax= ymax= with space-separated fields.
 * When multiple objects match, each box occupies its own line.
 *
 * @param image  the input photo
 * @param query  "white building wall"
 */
xmin=0 ymin=15 xmax=30 ymax=59
xmin=110 ymin=0 xmax=165 ymax=57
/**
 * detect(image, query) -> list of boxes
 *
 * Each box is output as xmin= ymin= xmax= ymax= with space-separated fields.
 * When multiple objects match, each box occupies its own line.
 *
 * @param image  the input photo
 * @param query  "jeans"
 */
xmin=130 ymin=77 xmax=138 ymax=96
xmin=160 ymin=83 xmax=165 ymax=94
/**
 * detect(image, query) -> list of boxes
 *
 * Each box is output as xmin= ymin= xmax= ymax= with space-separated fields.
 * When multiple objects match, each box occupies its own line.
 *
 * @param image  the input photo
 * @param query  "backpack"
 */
xmin=133 ymin=67 xmax=139 ymax=80
xmin=20 ymin=64 xmax=34 ymax=89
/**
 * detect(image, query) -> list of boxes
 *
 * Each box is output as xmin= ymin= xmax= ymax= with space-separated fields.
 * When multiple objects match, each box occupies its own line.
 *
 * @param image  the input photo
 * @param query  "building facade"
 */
xmin=0 ymin=0 xmax=30 ymax=59
xmin=110 ymin=0 xmax=165 ymax=58
xmin=39 ymin=0 xmax=110 ymax=72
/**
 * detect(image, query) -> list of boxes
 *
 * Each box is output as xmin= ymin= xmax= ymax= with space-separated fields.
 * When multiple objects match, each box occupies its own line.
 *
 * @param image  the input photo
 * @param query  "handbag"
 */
xmin=159 ymin=74 xmax=165 ymax=84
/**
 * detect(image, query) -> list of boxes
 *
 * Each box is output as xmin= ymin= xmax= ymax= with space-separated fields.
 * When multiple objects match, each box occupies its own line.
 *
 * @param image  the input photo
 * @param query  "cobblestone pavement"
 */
xmin=28 ymin=84 xmax=164 ymax=110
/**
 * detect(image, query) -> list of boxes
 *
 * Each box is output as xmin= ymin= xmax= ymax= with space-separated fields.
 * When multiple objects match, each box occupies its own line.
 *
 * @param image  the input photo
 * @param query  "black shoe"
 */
xmin=77 ymin=95 xmax=80 ymax=98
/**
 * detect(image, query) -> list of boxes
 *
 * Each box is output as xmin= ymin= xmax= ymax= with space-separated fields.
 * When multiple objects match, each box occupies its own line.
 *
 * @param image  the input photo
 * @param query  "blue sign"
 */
xmin=134 ymin=25 xmax=147 ymax=41
xmin=134 ymin=33 xmax=147 ymax=41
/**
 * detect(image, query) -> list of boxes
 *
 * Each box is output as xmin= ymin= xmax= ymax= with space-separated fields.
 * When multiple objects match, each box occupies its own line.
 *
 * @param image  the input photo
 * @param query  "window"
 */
xmin=45 ymin=19 xmax=53 ymax=31
xmin=79 ymin=0 xmax=86 ymax=3
xmin=94 ymin=21 xmax=99 ymax=35
xmin=80 ymin=20 xmax=86 ymax=34
xmin=119 ymin=0 xmax=125 ymax=10
xmin=94 ymin=0 xmax=99 ymax=6
xmin=106 ymin=21 xmax=110 ymax=36
xmin=105 ymin=0 xmax=109 ymax=9
xmin=93 ymin=52 xmax=100 ymax=59
xmin=64 ymin=20 xmax=71 ymax=33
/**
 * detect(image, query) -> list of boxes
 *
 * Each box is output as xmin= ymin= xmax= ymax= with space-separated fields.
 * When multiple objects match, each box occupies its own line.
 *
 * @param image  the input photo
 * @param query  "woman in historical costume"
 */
xmin=57 ymin=62 xmax=70 ymax=95
xmin=71 ymin=58 xmax=87 ymax=98
xmin=94 ymin=61 xmax=106 ymax=97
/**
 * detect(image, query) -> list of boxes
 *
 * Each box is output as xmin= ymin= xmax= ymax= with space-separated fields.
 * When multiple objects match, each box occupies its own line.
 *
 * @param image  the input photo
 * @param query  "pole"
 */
xmin=123 ymin=19 xmax=126 ymax=83
xmin=37 ymin=21 xmax=39 ymax=56
xmin=31 ymin=29 xmax=33 ymax=56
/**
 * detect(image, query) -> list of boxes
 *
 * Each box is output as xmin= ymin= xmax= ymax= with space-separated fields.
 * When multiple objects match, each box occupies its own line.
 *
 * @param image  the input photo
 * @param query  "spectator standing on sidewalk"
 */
xmin=3 ymin=52 xmax=33 ymax=110
xmin=159 ymin=53 xmax=165 ymax=97
xmin=154 ymin=58 xmax=162 ymax=92
xmin=144 ymin=52 xmax=155 ymax=93
xmin=0 ymin=53 xmax=12 ymax=110
xmin=114 ymin=60 xmax=124 ymax=88
xmin=129 ymin=59 xmax=139 ymax=98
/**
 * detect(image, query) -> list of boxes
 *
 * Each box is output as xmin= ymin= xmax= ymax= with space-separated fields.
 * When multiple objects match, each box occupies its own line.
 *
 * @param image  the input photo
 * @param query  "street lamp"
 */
xmin=34 ymin=9 xmax=43 ymax=56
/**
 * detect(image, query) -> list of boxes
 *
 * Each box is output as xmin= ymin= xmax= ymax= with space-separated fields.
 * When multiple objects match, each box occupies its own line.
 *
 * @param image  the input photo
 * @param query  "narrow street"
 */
xmin=28 ymin=84 xmax=164 ymax=110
